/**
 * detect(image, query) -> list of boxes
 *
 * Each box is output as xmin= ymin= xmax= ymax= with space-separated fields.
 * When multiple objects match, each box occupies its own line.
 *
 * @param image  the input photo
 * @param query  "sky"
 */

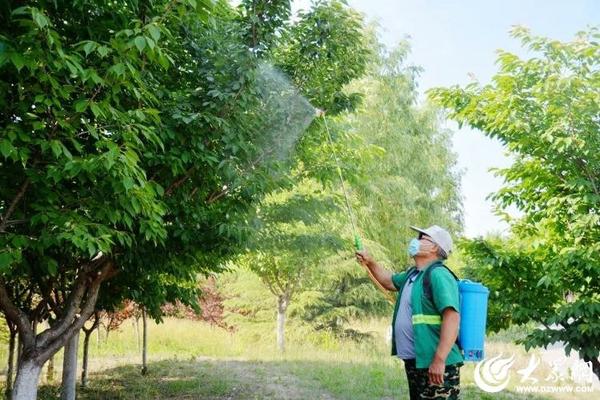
xmin=292 ymin=0 xmax=600 ymax=237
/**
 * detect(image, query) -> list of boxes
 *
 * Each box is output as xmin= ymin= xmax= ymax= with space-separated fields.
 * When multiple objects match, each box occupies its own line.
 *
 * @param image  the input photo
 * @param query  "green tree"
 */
xmin=0 ymin=0 xmax=302 ymax=397
xmin=429 ymin=27 xmax=600 ymax=378
xmin=350 ymin=42 xmax=463 ymax=265
xmin=238 ymin=179 xmax=345 ymax=352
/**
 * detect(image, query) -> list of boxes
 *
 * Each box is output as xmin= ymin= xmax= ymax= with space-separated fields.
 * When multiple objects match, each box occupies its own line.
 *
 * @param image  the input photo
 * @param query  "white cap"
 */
xmin=410 ymin=225 xmax=453 ymax=255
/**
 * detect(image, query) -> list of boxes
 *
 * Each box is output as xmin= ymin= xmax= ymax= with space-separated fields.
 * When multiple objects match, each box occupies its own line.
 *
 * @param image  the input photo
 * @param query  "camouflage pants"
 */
xmin=403 ymin=359 xmax=462 ymax=400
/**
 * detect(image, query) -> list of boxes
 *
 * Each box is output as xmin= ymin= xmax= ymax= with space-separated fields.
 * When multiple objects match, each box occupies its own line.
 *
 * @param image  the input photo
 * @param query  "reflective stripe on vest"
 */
xmin=412 ymin=314 xmax=442 ymax=325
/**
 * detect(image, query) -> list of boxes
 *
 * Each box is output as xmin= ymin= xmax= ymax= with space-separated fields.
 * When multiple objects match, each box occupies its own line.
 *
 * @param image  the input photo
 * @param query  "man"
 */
xmin=356 ymin=225 xmax=463 ymax=399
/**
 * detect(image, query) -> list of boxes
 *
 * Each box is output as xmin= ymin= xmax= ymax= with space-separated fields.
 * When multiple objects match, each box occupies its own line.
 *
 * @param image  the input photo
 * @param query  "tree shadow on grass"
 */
xmin=35 ymin=358 xmax=568 ymax=400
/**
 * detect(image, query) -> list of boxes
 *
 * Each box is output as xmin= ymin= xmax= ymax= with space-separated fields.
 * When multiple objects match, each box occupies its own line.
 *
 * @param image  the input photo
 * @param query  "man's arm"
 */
xmin=355 ymin=250 xmax=397 ymax=291
xmin=428 ymin=308 xmax=460 ymax=385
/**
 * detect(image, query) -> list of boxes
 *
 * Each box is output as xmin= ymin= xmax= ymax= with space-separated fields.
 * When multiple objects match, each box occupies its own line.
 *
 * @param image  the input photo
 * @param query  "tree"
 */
xmin=0 ymin=0 xmax=289 ymax=397
xmin=429 ymin=27 xmax=600 ymax=378
xmin=0 ymin=1 xmax=199 ymax=396
xmin=238 ymin=179 xmax=346 ymax=351
xmin=349 ymin=42 xmax=463 ymax=265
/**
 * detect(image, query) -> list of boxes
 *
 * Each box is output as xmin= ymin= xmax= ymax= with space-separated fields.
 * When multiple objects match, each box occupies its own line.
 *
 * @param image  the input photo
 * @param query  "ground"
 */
xmin=0 ymin=318 xmax=597 ymax=399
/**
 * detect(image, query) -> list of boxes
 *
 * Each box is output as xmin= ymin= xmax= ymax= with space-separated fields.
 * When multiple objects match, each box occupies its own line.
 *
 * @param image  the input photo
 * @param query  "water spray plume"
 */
xmin=253 ymin=64 xmax=393 ymax=304
xmin=319 ymin=113 xmax=394 ymax=305
xmin=253 ymin=62 xmax=316 ymax=167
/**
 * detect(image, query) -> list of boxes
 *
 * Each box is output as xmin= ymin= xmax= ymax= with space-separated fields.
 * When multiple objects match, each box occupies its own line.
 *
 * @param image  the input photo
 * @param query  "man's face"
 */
xmin=417 ymin=234 xmax=438 ymax=256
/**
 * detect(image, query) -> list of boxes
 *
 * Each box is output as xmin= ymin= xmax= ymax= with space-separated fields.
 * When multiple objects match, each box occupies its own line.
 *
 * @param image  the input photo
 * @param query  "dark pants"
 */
xmin=403 ymin=359 xmax=462 ymax=399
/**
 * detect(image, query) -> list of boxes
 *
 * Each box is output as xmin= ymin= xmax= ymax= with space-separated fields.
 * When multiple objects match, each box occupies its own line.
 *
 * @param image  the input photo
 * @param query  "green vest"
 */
xmin=391 ymin=260 xmax=463 ymax=369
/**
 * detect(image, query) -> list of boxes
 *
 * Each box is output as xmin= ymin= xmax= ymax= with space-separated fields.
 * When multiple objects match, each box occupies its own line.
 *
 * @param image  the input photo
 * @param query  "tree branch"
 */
xmin=37 ymin=256 xmax=111 ymax=347
xmin=165 ymin=167 xmax=195 ymax=196
xmin=83 ymin=310 xmax=101 ymax=334
xmin=37 ymin=260 xmax=116 ymax=362
xmin=206 ymin=187 xmax=229 ymax=204
xmin=0 ymin=281 xmax=34 ymax=348
xmin=0 ymin=178 xmax=30 ymax=233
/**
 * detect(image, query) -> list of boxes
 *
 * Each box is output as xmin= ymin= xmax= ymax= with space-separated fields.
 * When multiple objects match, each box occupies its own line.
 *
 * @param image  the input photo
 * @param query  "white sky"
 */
xmin=292 ymin=0 xmax=600 ymax=237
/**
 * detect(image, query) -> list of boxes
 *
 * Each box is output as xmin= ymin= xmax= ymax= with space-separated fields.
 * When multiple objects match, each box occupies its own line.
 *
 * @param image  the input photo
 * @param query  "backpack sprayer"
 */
xmin=317 ymin=109 xmax=395 ymax=305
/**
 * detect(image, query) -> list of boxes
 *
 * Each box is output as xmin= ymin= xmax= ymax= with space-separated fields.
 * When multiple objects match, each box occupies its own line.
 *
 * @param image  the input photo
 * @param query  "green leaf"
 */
xmin=50 ymin=140 xmax=62 ymax=158
xmin=0 ymin=252 xmax=13 ymax=272
xmin=90 ymin=103 xmax=103 ymax=118
xmin=123 ymin=177 xmax=134 ymax=191
xmin=74 ymin=99 xmax=88 ymax=113
xmin=0 ymin=251 xmax=13 ymax=271
xmin=83 ymin=41 xmax=96 ymax=56
xmin=47 ymin=259 xmax=58 ymax=276
xmin=146 ymin=37 xmax=155 ymax=50
xmin=147 ymin=25 xmax=161 ymax=42
xmin=0 ymin=140 xmax=14 ymax=158
xmin=10 ymin=6 xmax=29 ymax=16
xmin=134 ymin=36 xmax=146 ymax=53
xmin=97 ymin=45 xmax=110 ymax=58
xmin=10 ymin=53 xmax=25 ymax=71
xmin=31 ymin=9 xmax=49 ymax=29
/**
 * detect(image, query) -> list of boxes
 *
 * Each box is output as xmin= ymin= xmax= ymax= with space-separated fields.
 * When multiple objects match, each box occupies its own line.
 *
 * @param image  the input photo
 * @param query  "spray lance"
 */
xmin=316 ymin=109 xmax=395 ymax=305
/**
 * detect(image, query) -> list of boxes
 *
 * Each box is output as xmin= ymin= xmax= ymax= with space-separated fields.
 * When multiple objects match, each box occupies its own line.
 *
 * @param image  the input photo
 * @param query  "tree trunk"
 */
xmin=583 ymin=355 xmax=600 ymax=381
xmin=81 ymin=311 xmax=100 ymax=389
xmin=276 ymin=295 xmax=288 ymax=353
xmin=134 ymin=317 xmax=140 ymax=352
xmin=0 ymin=258 xmax=116 ymax=400
xmin=81 ymin=328 xmax=92 ymax=388
xmin=12 ymin=358 xmax=42 ymax=400
xmin=60 ymin=331 xmax=80 ymax=400
xmin=141 ymin=308 xmax=148 ymax=375
xmin=5 ymin=325 xmax=17 ymax=398
xmin=46 ymin=356 xmax=55 ymax=383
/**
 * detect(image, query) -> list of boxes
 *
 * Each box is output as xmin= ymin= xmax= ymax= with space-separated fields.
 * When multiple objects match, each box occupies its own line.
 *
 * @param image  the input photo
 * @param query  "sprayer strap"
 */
xmin=412 ymin=314 xmax=442 ymax=325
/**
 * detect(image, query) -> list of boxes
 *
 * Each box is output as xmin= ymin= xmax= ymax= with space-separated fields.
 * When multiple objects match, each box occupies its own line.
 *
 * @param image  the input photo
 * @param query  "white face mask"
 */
xmin=408 ymin=237 xmax=436 ymax=257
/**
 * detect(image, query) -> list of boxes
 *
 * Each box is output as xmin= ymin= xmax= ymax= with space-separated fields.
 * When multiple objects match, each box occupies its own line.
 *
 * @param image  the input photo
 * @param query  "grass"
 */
xmin=0 ymin=318 xmax=597 ymax=399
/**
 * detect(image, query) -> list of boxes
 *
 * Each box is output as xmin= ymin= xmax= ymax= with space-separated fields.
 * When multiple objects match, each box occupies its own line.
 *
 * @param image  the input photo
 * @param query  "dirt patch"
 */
xmin=194 ymin=357 xmax=337 ymax=400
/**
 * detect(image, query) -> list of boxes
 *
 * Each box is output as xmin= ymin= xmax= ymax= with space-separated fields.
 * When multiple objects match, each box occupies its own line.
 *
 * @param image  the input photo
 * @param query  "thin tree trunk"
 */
xmin=81 ymin=330 xmax=92 ymax=389
xmin=81 ymin=311 xmax=100 ymax=389
xmin=46 ymin=356 xmax=55 ymax=383
xmin=276 ymin=295 xmax=288 ymax=353
xmin=134 ymin=317 xmax=140 ymax=352
xmin=5 ymin=323 xmax=17 ymax=398
xmin=60 ymin=331 xmax=80 ymax=400
xmin=141 ymin=308 xmax=148 ymax=375
xmin=583 ymin=355 xmax=600 ymax=381
xmin=12 ymin=358 xmax=43 ymax=400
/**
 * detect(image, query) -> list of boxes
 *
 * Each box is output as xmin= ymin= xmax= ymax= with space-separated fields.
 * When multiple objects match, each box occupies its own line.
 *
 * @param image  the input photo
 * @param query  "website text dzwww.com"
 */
xmin=515 ymin=385 xmax=595 ymax=393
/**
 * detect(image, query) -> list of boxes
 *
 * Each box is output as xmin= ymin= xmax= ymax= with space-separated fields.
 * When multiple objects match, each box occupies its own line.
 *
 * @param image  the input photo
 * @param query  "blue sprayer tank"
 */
xmin=458 ymin=280 xmax=489 ymax=362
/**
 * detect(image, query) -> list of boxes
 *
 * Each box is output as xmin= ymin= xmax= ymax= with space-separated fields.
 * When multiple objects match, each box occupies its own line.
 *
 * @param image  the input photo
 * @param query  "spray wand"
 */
xmin=317 ymin=109 xmax=395 ymax=305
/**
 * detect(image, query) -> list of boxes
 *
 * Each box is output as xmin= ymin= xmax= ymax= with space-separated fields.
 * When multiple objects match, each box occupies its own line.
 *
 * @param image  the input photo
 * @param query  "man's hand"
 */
xmin=355 ymin=249 xmax=373 ymax=266
xmin=428 ymin=356 xmax=446 ymax=385
xmin=354 ymin=249 xmax=396 ymax=291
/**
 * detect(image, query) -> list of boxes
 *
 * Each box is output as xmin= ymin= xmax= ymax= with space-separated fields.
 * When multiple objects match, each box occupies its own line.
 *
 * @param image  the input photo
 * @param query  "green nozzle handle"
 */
xmin=354 ymin=235 xmax=363 ymax=251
